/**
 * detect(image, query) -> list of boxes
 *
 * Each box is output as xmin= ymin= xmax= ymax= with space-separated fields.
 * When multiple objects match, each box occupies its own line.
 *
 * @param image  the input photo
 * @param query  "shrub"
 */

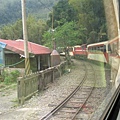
xmin=2 ymin=70 xmax=20 ymax=85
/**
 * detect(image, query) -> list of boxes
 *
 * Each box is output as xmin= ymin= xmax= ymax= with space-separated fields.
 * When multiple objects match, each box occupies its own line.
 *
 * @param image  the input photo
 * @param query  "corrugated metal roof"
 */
xmin=0 ymin=39 xmax=51 ymax=55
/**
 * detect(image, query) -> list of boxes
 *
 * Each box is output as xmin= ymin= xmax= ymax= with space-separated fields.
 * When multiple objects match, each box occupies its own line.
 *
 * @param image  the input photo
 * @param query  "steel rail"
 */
xmin=41 ymin=62 xmax=88 ymax=120
xmin=71 ymin=63 xmax=96 ymax=120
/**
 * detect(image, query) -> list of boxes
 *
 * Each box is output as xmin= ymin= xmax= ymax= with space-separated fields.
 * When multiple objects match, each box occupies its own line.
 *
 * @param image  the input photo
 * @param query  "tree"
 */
xmin=87 ymin=31 xmax=98 ymax=44
xmin=0 ymin=0 xmax=59 ymax=26
xmin=0 ymin=20 xmax=23 ymax=40
xmin=55 ymin=22 xmax=87 ymax=47
xmin=43 ymin=22 xmax=84 ymax=48
xmin=43 ymin=21 xmax=87 ymax=48
xmin=42 ymin=21 xmax=86 ymax=63
xmin=47 ymin=0 xmax=78 ymax=28
xmin=0 ymin=16 xmax=48 ymax=44
xmin=27 ymin=15 xmax=48 ymax=44
xmin=41 ymin=29 xmax=53 ymax=49
xmin=69 ymin=0 xmax=107 ymax=42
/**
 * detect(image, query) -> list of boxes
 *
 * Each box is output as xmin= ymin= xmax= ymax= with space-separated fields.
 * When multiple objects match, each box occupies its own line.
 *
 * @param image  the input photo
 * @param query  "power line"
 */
xmin=38 ymin=0 xmax=52 ymax=12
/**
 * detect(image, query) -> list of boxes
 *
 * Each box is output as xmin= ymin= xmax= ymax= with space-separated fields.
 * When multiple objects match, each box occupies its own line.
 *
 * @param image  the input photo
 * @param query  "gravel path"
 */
xmin=0 ymin=59 xmax=86 ymax=120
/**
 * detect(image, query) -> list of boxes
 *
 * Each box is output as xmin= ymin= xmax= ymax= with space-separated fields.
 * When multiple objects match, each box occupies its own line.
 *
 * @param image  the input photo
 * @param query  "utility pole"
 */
xmin=51 ymin=10 xmax=56 ymax=50
xmin=21 ymin=0 xmax=30 ymax=75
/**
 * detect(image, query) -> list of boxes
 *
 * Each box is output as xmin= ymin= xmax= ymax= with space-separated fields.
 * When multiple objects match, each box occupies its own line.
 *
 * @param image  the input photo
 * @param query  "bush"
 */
xmin=2 ymin=70 xmax=20 ymax=85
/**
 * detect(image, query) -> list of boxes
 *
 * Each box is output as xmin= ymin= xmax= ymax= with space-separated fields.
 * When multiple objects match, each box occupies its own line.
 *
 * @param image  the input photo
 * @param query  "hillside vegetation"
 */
xmin=0 ymin=0 xmax=59 ymax=26
xmin=0 ymin=0 xmax=107 ymax=50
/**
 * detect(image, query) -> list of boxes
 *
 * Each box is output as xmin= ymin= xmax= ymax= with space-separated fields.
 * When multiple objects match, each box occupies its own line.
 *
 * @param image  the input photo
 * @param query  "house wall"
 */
xmin=5 ymin=53 xmax=51 ymax=73
xmin=5 ymin=54 xmax=25 ymax=68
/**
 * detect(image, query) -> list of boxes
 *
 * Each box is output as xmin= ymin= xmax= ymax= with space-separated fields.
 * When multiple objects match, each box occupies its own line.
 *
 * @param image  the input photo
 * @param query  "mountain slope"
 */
xmin=0 ymin=0 xmax=59 ymax=27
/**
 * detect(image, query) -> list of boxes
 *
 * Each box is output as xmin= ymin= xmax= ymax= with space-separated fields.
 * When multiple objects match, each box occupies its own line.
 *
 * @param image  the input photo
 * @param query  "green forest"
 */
xmin=0 ymin=0 xmax=107 ymax=49
xmin=0 ymin=0 xmax=59 ymax=26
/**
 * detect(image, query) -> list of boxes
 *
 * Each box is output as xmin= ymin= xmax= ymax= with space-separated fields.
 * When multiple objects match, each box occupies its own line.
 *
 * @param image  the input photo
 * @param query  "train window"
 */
xmin=97 ymin=47 xmax=100 ymax=51
xmin=96 ymin=47 xmax=99 ymax=51
xmin=103 ymin=45 xmax=106 ymax=52
xmin=99 ymin=46 xmax=103 ymax=51
xmin=98 ymin=47 xmax=101 ymax=51
xmin=68 ymin=47 xmax=73 ymax=52
xmin=82 ymin=46 xmax=84 ymax=50
xmin=92 ymin=47 xmax=95 ymax=52
xmin=90 ymin=47 xmax=92 ymax=52
xmin=108 ymin=44 xmax=111 ymax=51
xmin=89 ymin=47 xmax=93 ymax=52
xmin=94 ymin=47 xmax=96 ymax=52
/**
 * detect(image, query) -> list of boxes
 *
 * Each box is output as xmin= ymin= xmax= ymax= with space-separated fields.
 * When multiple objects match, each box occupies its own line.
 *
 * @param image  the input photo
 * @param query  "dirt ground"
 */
xmin=0 ymin=84 xmax=17 ymax=114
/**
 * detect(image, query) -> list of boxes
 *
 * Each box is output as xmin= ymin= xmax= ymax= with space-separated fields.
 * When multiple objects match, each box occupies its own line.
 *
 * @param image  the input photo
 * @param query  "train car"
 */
xmin=87 ymin=37 xmax=119 ymax=65
xmin=73 ymin=44 xmax=87 ymax=58
xmin=87 ymin=36 xmax=120 ymax=86
xmin=108 ymin=36 xmax=120 ymax=83
xmin=108 ymin=36 xmax=119 ymax=67
xmin=87 ymin=41 xmax=109 ymax=63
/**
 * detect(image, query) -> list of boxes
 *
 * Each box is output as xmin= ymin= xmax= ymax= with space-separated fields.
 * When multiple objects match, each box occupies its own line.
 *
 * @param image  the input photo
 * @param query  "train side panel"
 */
xmin=87 ymin=41 xmax=109 ymax=63
xmin=108 ymin=37 xmax=120 ymax=84
xmin=108 ymin=37 xmax=119 ymax=69
xmin=73 ymin=44 xmax=87 ymax=58
xmin=87 ymin=52 xmax=108 ymax=63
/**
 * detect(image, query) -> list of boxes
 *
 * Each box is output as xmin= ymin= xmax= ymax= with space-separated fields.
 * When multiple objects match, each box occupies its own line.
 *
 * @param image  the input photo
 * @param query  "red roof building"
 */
xmin=0 ymin=39 xmax=51 ymax=56
xmin=0 ymin=39 xmax=51 ymax=72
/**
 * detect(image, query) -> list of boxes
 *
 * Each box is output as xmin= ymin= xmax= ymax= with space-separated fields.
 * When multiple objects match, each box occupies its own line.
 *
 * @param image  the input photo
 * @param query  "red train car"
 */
xmin=73 ymin=44 xmax=87 ymax=57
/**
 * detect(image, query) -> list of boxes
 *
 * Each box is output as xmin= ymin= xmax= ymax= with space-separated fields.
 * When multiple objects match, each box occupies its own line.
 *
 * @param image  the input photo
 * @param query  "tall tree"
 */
xmin=42 ymin=21 xmax=86 ymax=49
xmin=47 ymin=0 xmax=78 ymax=28
xmin=69 ymin=0 xmax=107 ymax=43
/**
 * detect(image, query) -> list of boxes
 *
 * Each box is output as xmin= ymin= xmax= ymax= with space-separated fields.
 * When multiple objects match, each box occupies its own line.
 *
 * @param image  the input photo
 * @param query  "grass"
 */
xmin=0 ymin=83 xmax=6 ymax=89
xmin=0 ymin=82 xmax=17 ymax=92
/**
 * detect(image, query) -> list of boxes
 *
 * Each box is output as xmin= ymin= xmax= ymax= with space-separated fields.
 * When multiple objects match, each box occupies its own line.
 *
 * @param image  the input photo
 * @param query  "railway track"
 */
xmin=41 ymin=62 xmax=96 ymax=120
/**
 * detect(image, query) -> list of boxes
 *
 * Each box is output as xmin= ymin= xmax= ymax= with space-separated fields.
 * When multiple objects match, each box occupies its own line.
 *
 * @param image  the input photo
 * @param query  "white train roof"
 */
xmin=87 ymin=41 xmax=108 ymax=47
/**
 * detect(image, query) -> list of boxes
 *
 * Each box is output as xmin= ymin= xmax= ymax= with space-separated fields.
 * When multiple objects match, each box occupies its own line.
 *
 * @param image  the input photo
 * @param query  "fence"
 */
xmin=17 ymin=61 xmax=66 ymax=104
